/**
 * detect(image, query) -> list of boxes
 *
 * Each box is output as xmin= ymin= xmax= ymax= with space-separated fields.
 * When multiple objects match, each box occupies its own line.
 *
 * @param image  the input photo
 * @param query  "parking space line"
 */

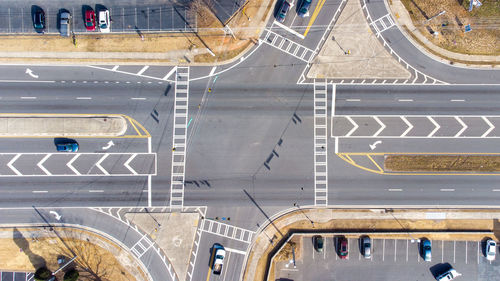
xmin=135 ymin=8 xmax=138 ymax=28
xmin=417 ymin=241 xmax=420 ymax=262
xmin=453 ymin=241 xmax=456 ymax=263
xmin=137 ymin=66 xmax=149 ymax=75
xmin=21 ymin=8 xmax=23 ymax=33
xmin=312 ymin=242 xmax=315 ymax=260
xmin=324 ymin=239 xmax=326 ymax=259
xmin=465 ymin=241 xmax=468 ymax=264
xmin=382 ymin=239 xmax=385 ymax=261
xmin=8 ymin=8 xmax=11 ymax=33
xmin=406 ymin=239 xmax=408 ymax=262
xmin=477 ymin=241 xmax=480 ymax=264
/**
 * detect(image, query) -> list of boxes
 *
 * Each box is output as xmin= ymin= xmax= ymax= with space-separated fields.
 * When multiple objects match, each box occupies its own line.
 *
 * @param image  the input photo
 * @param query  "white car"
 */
xmin=486 ymin=239 xmax=497 ymax=261
xmin=212 ymin=247 xmax=226 ymax=275
xmin=98 ymin=9 xmax=110 ymax=33
xmin=436 ymin=269 xmax=461 ymax=281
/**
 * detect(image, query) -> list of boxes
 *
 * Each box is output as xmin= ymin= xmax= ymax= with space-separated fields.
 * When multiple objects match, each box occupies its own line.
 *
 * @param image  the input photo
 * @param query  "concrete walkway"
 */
xmin=389 ymin=0 xmax=500 ymax=67
xmin=308 ymin=0 xmax=411 ymax=79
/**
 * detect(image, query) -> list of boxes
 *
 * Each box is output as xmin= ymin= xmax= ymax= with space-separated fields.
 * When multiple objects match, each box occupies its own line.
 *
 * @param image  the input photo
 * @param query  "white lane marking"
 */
xmin=492 ymin=189 xmax=500 ymax=192
xmin=7 ymin=154 xmax=22 ymax=175
xmin=131 ymin=97 xmax=147 ymax=100
xmin=0 ymin=80 xmax=55 ymax=83
xmin=224 ymin=247 xmax=246 ymax=255
xmin=345 ymin=99 xmax=361 ymax=102
xmin=124 ymin=154 xmax=138 ymax=175
xmin=388 ymin=188 xmax=402 ymax=191
xmin=482 ymin=117 xmax=495 ymax=138
xmin=37 ymin=154 xmax=52 ymax=176
xmin=21 ymin=97 xmax=37 ymax=99
xmin=67 ymin=154 xmax=81 ymax=175
xmin=273 ymin=20 xmax=305 ymax=39
xmin=112 ymin=65 xmax=119 ymax=71
xmin=440 ymin=189 xmax=455 ymax=192
xmin=427 ymin=116 xmax=440 ymax=137
xmin=95 ymin=154 xmax=110 ymax=175
xmin=373 ymin=116 xmax=386 ymax=137
xmin=398 ymin=99 xmax=413 ymax=102
xmin=32 ymin=190 xmax=48 ymax=193
xmin=401 ymin=116 xmax=414 ymax=137
xmin=209 ymin=66 xmax=217 ymax=76
xmin=450 ymin=99 xmax=465 ymax=102
xmin=83 ymin=81 xmax=87 ymax=83
xmin=76 ymin=97 xmax=92 ymax=100
xmin=454 ymin=116 xmax=468 ymax=137
xmin=137 ymin=66 xmax=149 ymax=75
xmin=334 ymin=137 xmax=338 ymax=154
xmin=89 ymin=190 xmax=104 ymax=193
xmin=345 ymin=116 xmax=359 ymax=137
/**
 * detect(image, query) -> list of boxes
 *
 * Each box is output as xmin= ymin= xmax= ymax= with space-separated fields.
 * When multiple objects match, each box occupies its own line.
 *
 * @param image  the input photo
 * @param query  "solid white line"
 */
xmin=440 ymin=189 xmax=455 ymax=192
xmin=388 ymin=188 xmax=402 ymax=191
xmin=331 ymin=83 xmax=336 ymax=117
xmin=21 ymin=97 xmax=37 ymax=99
xmin=398 ymin=99 xmax=413 ymax=102
xmin=148 ymin=175 xmax=152 ymax=207
xmin=0 ymin=80 xmax=55 ymax=83
xmin=273 ymin=20 xmax=305 ymax=39
xmin=89 ymin=190 xmax=104 ymax=193
xmin=492 ymin=189 xmax=500 ymax=192
xmin=131 ymin=97 xmax=147 ymax=100
xmin=334 ymin=137 xmax=338 ymax=154
xmin=112 ymin=65 xmax=119 ymax=71
xmin=465 ymin=241 xmax=468 ymax=264
xmin=76 ymin=97 xmax=92 ymax=100
xmin=450 ymin=99 xmax=465 ymax=102
xmin=224 ymin=247 xmax=247 ymax=255
xmin=137 ymin=66 xmax=149 ymax=76
xmin=346 ymin=99 xmax=361 ymax=102
xmin=209 ymin=66 xmax=217 ymax=76
xmin=32 ymin=190 xmax=48 ymax=193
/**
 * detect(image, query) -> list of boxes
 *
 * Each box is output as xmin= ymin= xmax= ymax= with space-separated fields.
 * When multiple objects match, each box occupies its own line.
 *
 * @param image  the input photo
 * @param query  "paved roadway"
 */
xmin=0 ymin=0 xmax=500 ymax=280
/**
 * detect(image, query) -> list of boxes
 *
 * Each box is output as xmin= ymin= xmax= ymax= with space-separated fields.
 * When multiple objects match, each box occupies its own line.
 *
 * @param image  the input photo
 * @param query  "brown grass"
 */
xmin=401 ymin=0 xmax=500 ymax=55
xmin=385 ymin=155 xmax=500 ymax=172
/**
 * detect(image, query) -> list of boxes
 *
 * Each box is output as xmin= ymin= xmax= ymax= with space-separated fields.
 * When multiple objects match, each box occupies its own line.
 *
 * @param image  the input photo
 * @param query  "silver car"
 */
xmin=362 ymin=236 xmax=371 ymax=258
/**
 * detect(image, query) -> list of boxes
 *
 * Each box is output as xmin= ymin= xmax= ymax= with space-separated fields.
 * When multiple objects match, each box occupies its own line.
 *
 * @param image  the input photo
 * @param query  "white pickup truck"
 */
xmin=212 ymin=246 xmax=226 ymax=275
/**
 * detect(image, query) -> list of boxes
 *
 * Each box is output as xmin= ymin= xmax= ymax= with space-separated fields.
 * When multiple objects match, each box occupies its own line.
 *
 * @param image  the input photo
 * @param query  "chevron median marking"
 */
xmin=67 ymin=154 xmax=81 ymax=175
xmin=95 ymin=154 xmax=110 ymax=175
xmin=124 ymin=153 xmax=138 ymax=175
xmin=7 ymin=154 xmax=22 ymax=175
xmin=37 ymin=154 xmax=52 ymax=175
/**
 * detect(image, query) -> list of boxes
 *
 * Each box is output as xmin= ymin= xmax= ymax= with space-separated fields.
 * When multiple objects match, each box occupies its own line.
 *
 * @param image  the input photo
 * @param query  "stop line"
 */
xmin=332 ymin=115 xmax=499 ymax=138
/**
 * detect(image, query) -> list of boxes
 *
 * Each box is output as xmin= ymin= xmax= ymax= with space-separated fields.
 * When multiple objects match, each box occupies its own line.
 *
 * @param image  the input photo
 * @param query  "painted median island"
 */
xmin=385 ymin=154 xmax=500 ymax=172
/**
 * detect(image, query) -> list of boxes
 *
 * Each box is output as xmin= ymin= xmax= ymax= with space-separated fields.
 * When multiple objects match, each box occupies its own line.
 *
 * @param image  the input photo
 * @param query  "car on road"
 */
xmin=435 ymin=268 xmax=461 ymax=281
xmin=361 ymin=236 xmax=371 ymax=258
xmin=297 ymin=0 xmax=312 ymax=17
xmin=275 ymin=1 xmax=291 ymax=23
xmin=338 ymin=236 xmax=348 ymax=259
xmin=56 ymin=142 xmax=79 ymax=152
xmin=313 ymin=235 xmax=324 ymax=252
xmin=98 ymin=9 xmax=110 ymax=33
xmin=486 ymin=239 xmax=496 ymax=261
xmin=212 ymin=244 xmax=226 ymax=275
xmin=422 ymin=239 xmax=432 ymax=261
xmin=33 ymin=8 xmax=45 ymax=33
xmin=84 ymin=9 xmax=96 ymax=31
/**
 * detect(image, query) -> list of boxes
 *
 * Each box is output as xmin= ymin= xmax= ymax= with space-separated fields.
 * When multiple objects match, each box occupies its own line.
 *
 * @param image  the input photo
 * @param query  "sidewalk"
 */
xmin=243 ymin=207 xmax=500 ymax=281
xmin=389 ymin=0 xmax=500 ymax=67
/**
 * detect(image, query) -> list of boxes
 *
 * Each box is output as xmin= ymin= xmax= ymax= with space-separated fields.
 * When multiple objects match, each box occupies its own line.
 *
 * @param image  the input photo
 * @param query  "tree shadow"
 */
xmin=13 ymin=227 xmax=46 ymax=269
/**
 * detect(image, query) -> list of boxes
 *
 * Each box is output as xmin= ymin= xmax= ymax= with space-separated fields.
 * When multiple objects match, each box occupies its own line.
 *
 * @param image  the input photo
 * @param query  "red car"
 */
xmin=338 ymin=237 xmax=348 ymax=259
xmin=84 ymin=9 xmax=96 ymax=31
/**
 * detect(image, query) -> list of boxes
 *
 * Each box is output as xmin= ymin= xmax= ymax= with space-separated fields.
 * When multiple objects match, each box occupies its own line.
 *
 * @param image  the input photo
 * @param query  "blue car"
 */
xmin=276 ymin=1 xmax=291 ymax=23
xmin=298 ymin=0 xmax=312 ymax=17
xmin=56 ymin=143 xmax=79 ymax=152
xmin=422 ymin=239 xmax=431 ymax=261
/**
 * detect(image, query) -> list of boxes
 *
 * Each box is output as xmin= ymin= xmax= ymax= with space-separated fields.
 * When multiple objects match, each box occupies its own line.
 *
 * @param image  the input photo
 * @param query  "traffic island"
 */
xmin=0 ymin=227 xmax=147 ymax=281
xmin=243 ymin=208 xmax=500 ymax=281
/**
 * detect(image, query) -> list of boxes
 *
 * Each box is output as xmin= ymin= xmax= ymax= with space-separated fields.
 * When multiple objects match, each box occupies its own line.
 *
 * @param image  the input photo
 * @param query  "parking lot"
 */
xmin=275 ymin=236 xmax=500 ymax=281
xmin=0 ymin=3 xmax=195 ymax=34
xmin=0 ymin=271 xmax=33 ymax=281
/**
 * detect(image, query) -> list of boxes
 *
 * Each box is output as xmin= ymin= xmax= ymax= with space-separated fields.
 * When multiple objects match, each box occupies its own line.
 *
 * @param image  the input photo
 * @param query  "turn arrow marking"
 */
xmin=25 ymin=68 xmax=39 ymax=79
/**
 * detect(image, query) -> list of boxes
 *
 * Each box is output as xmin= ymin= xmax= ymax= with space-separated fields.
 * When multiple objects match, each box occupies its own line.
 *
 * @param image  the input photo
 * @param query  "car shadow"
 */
xmin=430 ymin=262 xmax=452 ymax=278
xmin=82 ymin=5 xmax=92 ymax=22
xmin=53 ymin=138 xmax=77 ymax=146
xmin=95 ymin=4 xmax=108 ymax=15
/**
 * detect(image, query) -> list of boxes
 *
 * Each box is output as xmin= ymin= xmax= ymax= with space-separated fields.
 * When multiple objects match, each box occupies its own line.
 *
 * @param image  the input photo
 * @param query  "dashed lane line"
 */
xmin=440 ymin=189 xmax=455 ymax=192
xmin=32 ymin=190 xmax=48 ymax=193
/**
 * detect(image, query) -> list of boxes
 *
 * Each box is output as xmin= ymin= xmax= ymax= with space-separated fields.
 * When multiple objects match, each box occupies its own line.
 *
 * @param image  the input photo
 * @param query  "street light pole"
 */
xmin=293 ymin=203 xmax=315 ymax=227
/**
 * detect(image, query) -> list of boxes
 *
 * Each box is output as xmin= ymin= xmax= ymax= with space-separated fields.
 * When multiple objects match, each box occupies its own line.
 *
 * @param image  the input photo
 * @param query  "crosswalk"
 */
xmin=261 ymin=29 xmax=316 ymax=63
xmin=370 ymin=13 xmax=396 ymax=36
xmin=130 ymin=233 xmax=155 ymax=258
xmin=314 ymin=79 xmax=328 ymax=206
xmin=170 ymin=67 xmax=190 ymax=210
xmin=201 ymin=219 xmax=255 ymax=244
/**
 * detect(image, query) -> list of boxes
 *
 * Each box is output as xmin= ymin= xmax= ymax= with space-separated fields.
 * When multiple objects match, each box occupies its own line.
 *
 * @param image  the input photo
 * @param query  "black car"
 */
xmin=313 ymin=235 xmax=324 ymax=252
xmin=297 ymin=0 xmax=312 ymax=17
xmin=33 ymin=9 xmax=45 ymax=33
xmin=276 ymin=1 xmax=291 ymax=23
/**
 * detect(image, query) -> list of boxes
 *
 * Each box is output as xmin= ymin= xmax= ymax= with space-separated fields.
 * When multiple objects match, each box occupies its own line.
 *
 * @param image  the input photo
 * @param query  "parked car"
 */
xmin=313 ymin=235 xmax=324 ymax=252
xmin=486 ymin=239 xmax=497 ymax=261
xmin=362 ymin=236 xmax=371 ymax=259
xmin=275 ymin=1 xmax=291 ymax=23
xmin=84 ymin=9 xmax=96 ymax=31
xmin=56 ymin=142 xmax=79 ymax=152
xmin=98 ymin=9 xmax=110 ymax=33
xmin=436 ymin=268 xmax=461 ymax=281
xmin=33 ymin=8 xmax=46 ymax=33
xmin=338 ymin=236 xmax=348 ymax=259
xmin=422 ymin=239 xmax=432 ymax=262
xmin=212 ymin=244 xmax=226 ymax=275
xmin=297 ymin=0 xmax=312 ymax=17
xmin=59 ymin=11 xmax=71 ymax=37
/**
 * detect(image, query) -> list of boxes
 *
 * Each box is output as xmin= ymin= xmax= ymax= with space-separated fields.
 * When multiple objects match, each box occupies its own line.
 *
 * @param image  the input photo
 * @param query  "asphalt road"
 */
xmin=0 ymin=0 xmax=500 ymax=280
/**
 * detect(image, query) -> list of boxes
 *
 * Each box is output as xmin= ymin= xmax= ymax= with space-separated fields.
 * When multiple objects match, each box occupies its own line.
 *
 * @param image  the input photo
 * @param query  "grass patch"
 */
xmin=385 ymin=155 xmax=500 ymax=172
